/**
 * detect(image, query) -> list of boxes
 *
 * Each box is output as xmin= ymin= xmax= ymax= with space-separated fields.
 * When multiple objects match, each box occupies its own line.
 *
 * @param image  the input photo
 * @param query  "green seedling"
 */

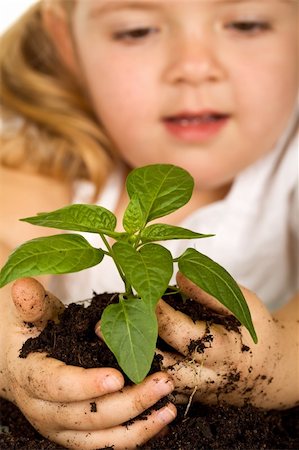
xmin=0 ymin=164 xmax=257 ymax=383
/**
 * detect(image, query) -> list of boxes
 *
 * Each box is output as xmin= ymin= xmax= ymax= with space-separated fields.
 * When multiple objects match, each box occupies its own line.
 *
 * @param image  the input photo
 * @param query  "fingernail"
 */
xmin=103 ymin=375 xmax=123 ymax=391
xmin=155 ymin=378 xmax=174 ymax=396
xmin=95 ymin=321 xmax=102 ymax=339
xmin=157 ymin=405 xmax=176 ymax=424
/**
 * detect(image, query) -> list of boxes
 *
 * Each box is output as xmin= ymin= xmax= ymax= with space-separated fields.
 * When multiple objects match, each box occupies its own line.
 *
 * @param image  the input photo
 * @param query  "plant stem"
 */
xmin=162 ymin=287 xmax=181 ymax=296
xmin=100 ymin=234 xmax=128 ymax=289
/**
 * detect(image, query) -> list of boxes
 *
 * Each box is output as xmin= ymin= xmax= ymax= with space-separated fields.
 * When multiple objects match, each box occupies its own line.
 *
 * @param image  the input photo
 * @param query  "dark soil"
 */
xmin=1 ymin=292 xmax=298 ymax=450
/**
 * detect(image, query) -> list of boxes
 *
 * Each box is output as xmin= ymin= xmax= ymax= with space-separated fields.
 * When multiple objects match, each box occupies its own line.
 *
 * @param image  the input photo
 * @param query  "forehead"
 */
xmin=81 ymin=0 xmax=294 ymax=5
xmin=72 ymin=0 xmax=297 ymax=25
xmin=77 ymin=0 xmax=296 ymax=13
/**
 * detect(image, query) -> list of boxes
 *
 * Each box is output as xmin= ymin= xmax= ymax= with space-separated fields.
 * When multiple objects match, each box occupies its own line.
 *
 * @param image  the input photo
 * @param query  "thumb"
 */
xmin=176 ymin=271 xmax=231 ymax=315
xmin=11 ymin=277 xmax=64 ymax=328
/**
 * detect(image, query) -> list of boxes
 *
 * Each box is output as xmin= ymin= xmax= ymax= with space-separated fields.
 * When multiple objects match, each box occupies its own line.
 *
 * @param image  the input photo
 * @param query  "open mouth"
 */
xmin=163 ymin=112 xmax=229 ymax=141
xmin=164 ymin=113 xmax=228 ymax=125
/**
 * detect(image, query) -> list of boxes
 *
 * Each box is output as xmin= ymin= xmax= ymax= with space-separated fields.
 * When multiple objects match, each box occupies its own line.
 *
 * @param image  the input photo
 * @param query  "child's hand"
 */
xmin=156 ymin=272 xmax=298 ymax=410
xmin=1 ymin=278 xmax=176 ymax=449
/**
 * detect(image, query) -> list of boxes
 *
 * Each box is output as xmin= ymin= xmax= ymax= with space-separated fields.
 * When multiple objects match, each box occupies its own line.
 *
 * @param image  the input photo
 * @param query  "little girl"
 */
xmin=1 ymin=1 xmax=298 ymax=449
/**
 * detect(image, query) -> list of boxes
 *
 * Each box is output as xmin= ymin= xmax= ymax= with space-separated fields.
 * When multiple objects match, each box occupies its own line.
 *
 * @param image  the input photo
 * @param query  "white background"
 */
xmin=1 ymin=1 xmax=38 ymax=34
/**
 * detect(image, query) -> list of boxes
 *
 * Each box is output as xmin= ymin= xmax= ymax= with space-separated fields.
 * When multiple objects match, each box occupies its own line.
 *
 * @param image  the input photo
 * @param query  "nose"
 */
xmin=164 ymin=33 xmax=225 ymax=86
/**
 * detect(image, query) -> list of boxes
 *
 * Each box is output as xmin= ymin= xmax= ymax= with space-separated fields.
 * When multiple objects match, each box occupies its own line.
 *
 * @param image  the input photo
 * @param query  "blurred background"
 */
xmin=1 ymin=1 xmax=38 ymax=34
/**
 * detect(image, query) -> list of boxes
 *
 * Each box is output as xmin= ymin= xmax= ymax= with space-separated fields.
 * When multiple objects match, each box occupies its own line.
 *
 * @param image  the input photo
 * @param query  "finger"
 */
xmin=160 ymin=353 xmax=218 ymax=393
xmin=236 ymin=284 xmax=267 ymax=322
xmin=27 ymin=373 xmax=175 ymax=431
xmin=15 ymin=353 xmax=125 ymax=402
xmin=49 ymin=403 xmax=177 ymax=450
xmin=157 ymin=300 xmax=241 ymax=365
xmin=160 ymin=354 xmax=231 ymax=407
xmin=158 ymin=353 xmax=244 ymax=406
xmin=155 ymin=350 xmax=189 ymax=404
xmin=12 ymin=278 xmax=64 ymax=327
xmin=156 ymin=299 xmax=206 ymax=355
xmin=94 ymin=319 xmax=103 ymax=339
xmin=176 ymin=272 xmax=230 ymax=315
xmin=156 ymin=349 xmax=184 ymax=367
xmin=168 ymin=392 xmax=189 ymax=404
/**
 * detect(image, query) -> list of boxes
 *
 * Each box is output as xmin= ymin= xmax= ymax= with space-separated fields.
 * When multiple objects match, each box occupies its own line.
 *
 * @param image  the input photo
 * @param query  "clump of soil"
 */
xmin=1 ymin=396 xmax=298 ymax=450
xmin=1 ymin=292 xmax=299 ymax=450
xmin=0 ymin=397 xmax=64 ymax=450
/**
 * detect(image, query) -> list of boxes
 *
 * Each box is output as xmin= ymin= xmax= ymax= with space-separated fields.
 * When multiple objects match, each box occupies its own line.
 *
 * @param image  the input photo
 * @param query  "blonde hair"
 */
xmin=0 ymin=1 xmax=115 ymax=193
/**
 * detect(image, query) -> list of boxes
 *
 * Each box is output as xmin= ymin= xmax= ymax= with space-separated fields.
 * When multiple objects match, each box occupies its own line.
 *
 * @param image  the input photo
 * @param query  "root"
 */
xmin=184 ymin=385 xmax=197 ymax=418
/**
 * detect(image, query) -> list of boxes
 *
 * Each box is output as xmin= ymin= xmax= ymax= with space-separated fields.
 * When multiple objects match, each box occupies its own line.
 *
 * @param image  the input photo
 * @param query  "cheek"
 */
xmin=232 ymin=45 xmax=298 ymax=139
xmin=87 ymin=61 xmax=154 ymax=131
xmin=80 ymin=63 xmax=150 ymax=166
xmin=79 ymin=43 xmax=151 ymax=106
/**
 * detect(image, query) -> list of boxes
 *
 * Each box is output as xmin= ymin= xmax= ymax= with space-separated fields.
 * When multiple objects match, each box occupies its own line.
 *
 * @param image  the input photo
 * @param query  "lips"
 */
xmin=165 ymin=112 xmax=228 ymax=125
xmin=163 ymin=111 xmax=229 ymax=142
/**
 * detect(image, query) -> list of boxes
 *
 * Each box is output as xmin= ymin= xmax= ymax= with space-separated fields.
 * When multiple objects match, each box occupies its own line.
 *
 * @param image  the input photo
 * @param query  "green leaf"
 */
xmin=123 ymin=194 xmax=145 ymax=234
xmin=101 ymin=297 xmax=158 ymax=384
xmin=126 ymin=164 xmax=194 ymax=223
xmin=0 ymin=234 xmax=104 ymax=287
xmin=113 ymin=242 xmax=173 ymax=305
xmin=141 ymin=223 xmax=214 ymax=243
xmin=178 ymin=248 xmax=257 ymax=343
xmin=21 ymin=204 xmax=117 ymax=234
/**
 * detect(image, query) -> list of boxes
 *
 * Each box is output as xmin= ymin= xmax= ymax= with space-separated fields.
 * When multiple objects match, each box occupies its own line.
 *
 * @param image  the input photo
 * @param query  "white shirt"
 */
xmin=50 ymin=117 xmax=299 ymax=312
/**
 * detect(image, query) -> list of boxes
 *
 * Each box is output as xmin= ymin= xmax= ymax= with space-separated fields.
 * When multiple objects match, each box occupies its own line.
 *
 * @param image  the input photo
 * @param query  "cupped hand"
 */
xmin=1 ymin=278 xmax=176 ymax=449
xmin=156 ymin=272 xmax=288 ymax=409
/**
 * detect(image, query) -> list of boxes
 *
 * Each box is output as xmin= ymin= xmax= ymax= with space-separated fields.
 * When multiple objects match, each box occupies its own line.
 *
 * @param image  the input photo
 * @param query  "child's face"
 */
xmin=71 ymin=0 xmax=298 ymax=189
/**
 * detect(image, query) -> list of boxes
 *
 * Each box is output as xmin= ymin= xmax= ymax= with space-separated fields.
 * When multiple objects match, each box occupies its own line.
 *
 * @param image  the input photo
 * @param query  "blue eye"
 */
xmin=113 ymin=27 xmax=158 ymax=41
xmin=226 ymin=21 xmax=271 ymax=34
